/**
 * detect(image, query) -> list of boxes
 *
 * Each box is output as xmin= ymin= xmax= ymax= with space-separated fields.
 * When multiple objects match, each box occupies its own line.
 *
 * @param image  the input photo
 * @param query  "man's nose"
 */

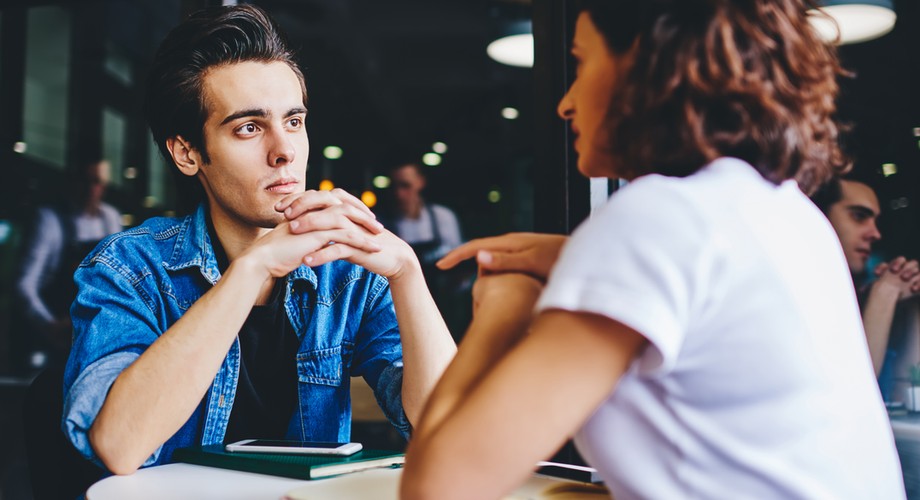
xmin=866 ymin=222 xmax=882 ymax=242
xmin=269 ymin=129 xmax=296 ymax=166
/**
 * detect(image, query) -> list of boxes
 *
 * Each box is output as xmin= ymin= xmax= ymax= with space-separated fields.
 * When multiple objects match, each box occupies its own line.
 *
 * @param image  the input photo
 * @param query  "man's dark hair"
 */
xmin=578 ymin=0 xmax=849 ymax=194
xmin=144 ymin=4 xmax=307 ymax=212
xmin=810 ymin=177 xmax=844 ymax=215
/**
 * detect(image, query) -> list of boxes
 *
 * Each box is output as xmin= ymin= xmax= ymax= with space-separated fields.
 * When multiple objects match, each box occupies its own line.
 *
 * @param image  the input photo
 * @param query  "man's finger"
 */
xmin=330 ymin=188 xmax=376 ymax=218
xmin=890 ymin=256 xmax=908 ymax=272
xmin=276 ymin=190 xmax=340 ymax=218
xmin=297 ymin=227 xmax=382 ymax=255
xmin=302 ymin=234 xmax=382 ymax=267
xmin=288 ymin=204 xmax=383 ymax=235
xmin=875 ymin=264 xmax=889 ymax=277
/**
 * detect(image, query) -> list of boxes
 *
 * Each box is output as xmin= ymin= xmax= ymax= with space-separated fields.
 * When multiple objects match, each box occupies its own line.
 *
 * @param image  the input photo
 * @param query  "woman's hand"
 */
xmin=436 ymin=233 xmax=567 ymax=280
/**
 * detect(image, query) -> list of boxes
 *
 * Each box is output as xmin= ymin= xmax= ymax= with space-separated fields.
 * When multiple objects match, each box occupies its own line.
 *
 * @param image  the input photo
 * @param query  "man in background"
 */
xmin=384 ymin=162 xmax=469 ymax=336
xmin=15 ymin=158 xmax=122 ymax=369
xmin=813 ymin=177 xmax=920 ymax=396
xmin=386 ymin=162 xmax=462 ymax=270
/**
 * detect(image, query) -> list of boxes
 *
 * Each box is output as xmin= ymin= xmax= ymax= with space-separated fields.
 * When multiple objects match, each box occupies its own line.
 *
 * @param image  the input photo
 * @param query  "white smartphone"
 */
xmin=224 ymin=439 xmax=363 ymax=456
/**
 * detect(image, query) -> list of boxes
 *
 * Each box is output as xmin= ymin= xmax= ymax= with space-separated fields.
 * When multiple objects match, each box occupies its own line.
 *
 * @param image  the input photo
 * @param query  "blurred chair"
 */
xmin=23 ymin=359 xmax=105 ymax=499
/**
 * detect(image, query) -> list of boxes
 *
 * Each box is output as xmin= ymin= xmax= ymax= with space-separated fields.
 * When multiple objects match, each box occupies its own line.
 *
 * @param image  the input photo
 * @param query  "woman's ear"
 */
xmin=166 ymin=136 xmax=201 ymax=177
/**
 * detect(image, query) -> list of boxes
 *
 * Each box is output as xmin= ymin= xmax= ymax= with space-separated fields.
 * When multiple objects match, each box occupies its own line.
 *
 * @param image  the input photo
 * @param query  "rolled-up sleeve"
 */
xmin=62 ymin=253 xmax=164 ymax=468
xmin=351 ymin=275 xmax=411 ymax=438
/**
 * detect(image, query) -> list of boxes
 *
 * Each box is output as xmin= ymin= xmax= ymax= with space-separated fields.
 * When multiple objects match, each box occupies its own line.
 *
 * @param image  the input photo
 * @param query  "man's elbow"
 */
xmin=89 ymin=426 xmax=144 ymax=475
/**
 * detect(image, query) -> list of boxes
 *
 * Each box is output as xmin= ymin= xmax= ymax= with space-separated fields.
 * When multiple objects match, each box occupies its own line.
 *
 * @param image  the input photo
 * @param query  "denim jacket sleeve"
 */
xmin=350 ymin=274 xmax=411 ymax=438
xmin=62 ymin=251 xmax=165 ymax=469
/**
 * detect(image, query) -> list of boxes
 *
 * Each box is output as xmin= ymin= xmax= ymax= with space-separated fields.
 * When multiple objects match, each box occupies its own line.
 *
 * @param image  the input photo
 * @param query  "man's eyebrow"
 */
xmin=284 ymin=107 xmax=308 ymax=117
xmin=845 ymin=204 xmax=878 ymax=218
xmin=219 ymin=107 xmax=306 ymax=126
xmin=220 ymin=108 xmax=268 ymax=126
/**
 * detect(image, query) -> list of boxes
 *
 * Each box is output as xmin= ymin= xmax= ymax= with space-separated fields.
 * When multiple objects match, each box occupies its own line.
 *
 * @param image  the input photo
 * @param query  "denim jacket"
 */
xmin=62 ymin=205 xmax=409 ymax=468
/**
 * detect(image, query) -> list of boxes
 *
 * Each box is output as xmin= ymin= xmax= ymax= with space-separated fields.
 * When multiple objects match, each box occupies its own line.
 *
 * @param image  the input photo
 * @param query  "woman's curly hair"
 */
xmin=581 ymin=0 xmax=849 ymax=194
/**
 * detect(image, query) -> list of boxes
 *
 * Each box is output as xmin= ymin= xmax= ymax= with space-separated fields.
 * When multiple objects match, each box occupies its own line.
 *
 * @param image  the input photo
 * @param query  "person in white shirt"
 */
xmin=15 ymin=158 xmax=121 ymax=368
xmin=401 ymin=1 xmax=905 ymax=499
xmin=387 ymin=162 xmax=462 ymax=265
xmin=384 ymin=162 xmax=468 ymax=334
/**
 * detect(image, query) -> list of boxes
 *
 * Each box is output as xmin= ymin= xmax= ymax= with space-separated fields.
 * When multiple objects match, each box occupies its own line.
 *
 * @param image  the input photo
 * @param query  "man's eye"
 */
xmin=289 ymin=117 xmax=303 ymax=128
xmin=237 ymin=123 xmax=258 ymax=135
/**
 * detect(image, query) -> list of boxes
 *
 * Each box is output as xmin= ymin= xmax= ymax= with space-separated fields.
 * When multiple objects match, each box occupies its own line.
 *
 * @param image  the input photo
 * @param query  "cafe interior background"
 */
xmin=0 ymin=0 xmax=917 ymax=498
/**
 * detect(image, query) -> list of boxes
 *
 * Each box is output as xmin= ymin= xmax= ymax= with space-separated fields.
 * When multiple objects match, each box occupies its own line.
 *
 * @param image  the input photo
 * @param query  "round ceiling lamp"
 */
xmin=487 ymin=20 xmax=533 ymax=68
xmin=808 ymin=0 xmax=896 ymax=45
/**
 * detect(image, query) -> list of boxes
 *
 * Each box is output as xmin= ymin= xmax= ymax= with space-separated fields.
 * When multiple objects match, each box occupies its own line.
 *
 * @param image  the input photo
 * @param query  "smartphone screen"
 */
xmin=242 ymin=440 xmax=345 ymax=448
xmin=225 ymin=439 xmax=363 ymax=456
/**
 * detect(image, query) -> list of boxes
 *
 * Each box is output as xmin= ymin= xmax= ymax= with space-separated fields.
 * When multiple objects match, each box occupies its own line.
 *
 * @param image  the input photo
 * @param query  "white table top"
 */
xmin=86 ymin=462 xmax=606 ymax=500
xmin=86 ymin=463 xmax=305 ymax=500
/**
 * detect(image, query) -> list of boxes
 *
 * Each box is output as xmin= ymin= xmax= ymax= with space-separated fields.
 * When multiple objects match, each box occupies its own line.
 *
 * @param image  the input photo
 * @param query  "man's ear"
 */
xmin=166 ymin=136 xmax=201 ymax=177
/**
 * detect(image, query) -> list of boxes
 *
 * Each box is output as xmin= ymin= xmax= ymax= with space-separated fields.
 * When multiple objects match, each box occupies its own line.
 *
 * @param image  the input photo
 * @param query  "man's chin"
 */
xmin=258 ymin=213 xmax=286 ymax=229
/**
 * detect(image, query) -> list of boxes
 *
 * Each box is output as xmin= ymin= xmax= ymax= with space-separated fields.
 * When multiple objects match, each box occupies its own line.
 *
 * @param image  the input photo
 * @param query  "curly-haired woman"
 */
xmin=401 ymin=1 xmax=903 ymax=499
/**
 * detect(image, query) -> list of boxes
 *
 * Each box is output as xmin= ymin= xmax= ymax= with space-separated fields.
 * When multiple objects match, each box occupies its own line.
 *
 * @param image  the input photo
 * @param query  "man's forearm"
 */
xmin=862 ymin=282 xmax=901 ymax=377
xmin=387 ymin=263 xmax=457 ymax=426
xmin=89 ymin=256 xmax=270 ymax=474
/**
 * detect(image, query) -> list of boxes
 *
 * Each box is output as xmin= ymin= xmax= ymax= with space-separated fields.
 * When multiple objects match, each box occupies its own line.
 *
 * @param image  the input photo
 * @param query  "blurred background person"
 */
xmin=381 ymin=161 xmax=470 ymax=338
xmin=14 ymin=158 xmax=122 ymax=371
xmin=385 ymin=162 xmax=462 ymax=270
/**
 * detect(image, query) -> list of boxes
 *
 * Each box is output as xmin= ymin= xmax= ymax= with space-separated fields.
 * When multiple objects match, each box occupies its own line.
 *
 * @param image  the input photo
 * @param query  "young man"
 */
xmin=812 ymin=177 xmax=920 ymax=377
xmin=62 ymin=5 xmax=455 ymax=475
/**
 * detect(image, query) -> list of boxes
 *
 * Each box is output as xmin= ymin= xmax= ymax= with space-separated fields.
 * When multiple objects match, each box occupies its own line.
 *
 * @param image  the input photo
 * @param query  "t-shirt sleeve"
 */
xmin=536 ymin=179 xmax=715 ymax=375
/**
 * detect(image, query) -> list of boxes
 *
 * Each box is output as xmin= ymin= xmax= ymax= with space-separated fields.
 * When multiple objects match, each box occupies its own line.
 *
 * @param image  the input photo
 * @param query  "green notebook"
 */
xmin=172 ymin=445 xmax=405 ymax=480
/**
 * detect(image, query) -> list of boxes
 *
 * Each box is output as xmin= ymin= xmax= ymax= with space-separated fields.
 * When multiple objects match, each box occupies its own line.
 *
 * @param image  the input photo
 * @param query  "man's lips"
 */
xmin=266 ymin=178 xmax=301 ymax=194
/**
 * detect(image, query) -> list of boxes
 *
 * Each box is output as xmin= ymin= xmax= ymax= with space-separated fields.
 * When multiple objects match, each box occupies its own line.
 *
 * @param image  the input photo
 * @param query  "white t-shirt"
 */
xmin=536 ymin=158 xmax=904 ymax=499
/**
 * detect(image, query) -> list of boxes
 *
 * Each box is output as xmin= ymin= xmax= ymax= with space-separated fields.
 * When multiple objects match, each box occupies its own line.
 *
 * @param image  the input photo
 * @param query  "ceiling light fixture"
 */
xmin=808 ymin=0 xmax=896 ymax=45
xmin=323 ymin=146 xmax=343 ymax=160
xmin=422 ymin=153 xmax=442 ymax=166
xmin=487 ymin=20 xmax=533 ymax=68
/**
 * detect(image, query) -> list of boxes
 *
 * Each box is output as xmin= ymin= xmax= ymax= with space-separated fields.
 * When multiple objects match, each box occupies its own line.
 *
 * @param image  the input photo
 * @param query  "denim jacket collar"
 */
xmin=161 ymin=204 xmax=318 ymax=289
